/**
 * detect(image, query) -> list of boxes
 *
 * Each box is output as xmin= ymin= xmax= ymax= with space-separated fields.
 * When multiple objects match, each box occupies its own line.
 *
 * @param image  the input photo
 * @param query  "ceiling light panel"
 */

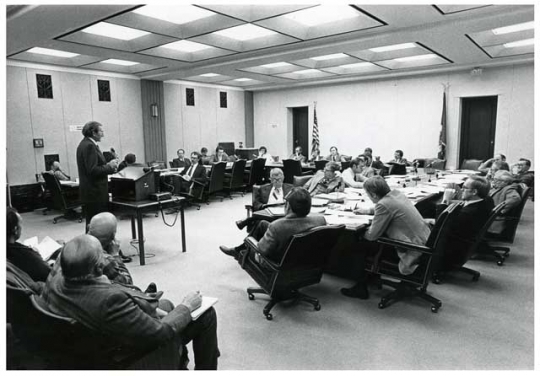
xmin=132 ymin=5 xmax=215 ymax=24
xmin=376 ymin=54 xmax=449 ymax=70
xmin=255 ymin=4 xmax=382 ymax=41
xmin=162 ymin=40 xmax=210 ymax=52
xmin=101 ymin=59 xmax=139 ymax=66
xmin=350 ymin=42 xmax=426 ymax=62
xmin=214 ymin=24 xmax=277 ymax=41
xmin=492 ymin=21 xmax=534 ymax=35
xmin=323 ymin=62 xmax=387 ymax=75
xmin=369 ymin=43 xmax=417 ymax=53
xmin=262 ymin=62 xmax=292 ymax=68
xmin=82 ymin=22 xmax=150 ymax=40
xmin=274 ymin=69 xmax=335 ymax=80
xmin=200 ymin=73 xmax=220 ymax=77
xmin=27 ymin=47 xmax=79 ymax=58
xmin=503 ymin=38 xmax=534 ymax=48
xmin=468 ymin=21 xmax=534 ymax=59
xmin=311 ymin=53 xmax=348 ymax=61
xmin=240 ymin=62 xmax=300 ymax=75
xmin=393 ymin=54 xmax=437 ymax=62
xmin=291 ymin=53 xmax=361 ymax=69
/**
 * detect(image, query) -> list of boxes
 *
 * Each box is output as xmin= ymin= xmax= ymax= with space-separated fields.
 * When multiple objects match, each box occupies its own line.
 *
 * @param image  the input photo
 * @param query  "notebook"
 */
xmin=191 ymin=296 xmax=219 ymax=320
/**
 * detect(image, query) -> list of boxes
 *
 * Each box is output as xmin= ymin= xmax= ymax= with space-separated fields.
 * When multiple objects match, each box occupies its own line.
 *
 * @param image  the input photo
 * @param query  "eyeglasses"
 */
xmin=270 ymin=177 xmax=283 ymax=181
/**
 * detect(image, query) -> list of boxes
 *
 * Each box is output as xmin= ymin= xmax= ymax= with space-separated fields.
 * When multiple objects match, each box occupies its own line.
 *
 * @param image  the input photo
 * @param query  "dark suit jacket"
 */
xmin=172 ymin=157 xmax=191 ymax=169
xmin=441 ymin=197 xmax=494 ymax=268
xmin=76 ymin=137 xmax=115 ymax=203
xmin=7 ymin=242 xmax=51 ymax=282
xmin=39 ymin=265 xmax=192 ymax=352
xmin=253 ymin=183 xmax=293 ymax=211
xmin=258 ymin=213 xmax=327 ymax=263
xmin=180 ymin=164 xmax=208 ymax=185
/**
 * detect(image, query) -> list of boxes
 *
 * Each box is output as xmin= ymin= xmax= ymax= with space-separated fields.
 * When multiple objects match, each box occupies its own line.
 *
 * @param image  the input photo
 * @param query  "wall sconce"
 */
xmin=151 ymin=103 xmax=159 ymax=118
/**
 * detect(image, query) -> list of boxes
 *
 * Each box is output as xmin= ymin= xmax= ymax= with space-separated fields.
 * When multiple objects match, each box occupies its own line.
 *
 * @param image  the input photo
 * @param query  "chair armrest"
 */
xmin=245 ymin=204 xmax=253 ymax=217
xmin=243 ymin=237 xmax=280 ymax=271
xmin=377 ymin=237 xmax=432 ymax=254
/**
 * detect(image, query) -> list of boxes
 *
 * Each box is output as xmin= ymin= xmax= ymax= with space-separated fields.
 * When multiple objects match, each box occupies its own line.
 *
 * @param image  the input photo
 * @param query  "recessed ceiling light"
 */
xmin=393 ymin=54 xmax=437 ymax=62
xmin=338 ymin=62 xmax=374 ymax=69
xmin=101 ymin=59 xmax=139 ymax=66
xmin=27 ymin=47 xmax=79 ymax=58
xmin=311 ymin=53 xmax=348 ymax=61
xmin=133 ymin=5 xmax=215 ymax=24
xmin=235 ymin=78 xmax=253 ymax=81
xmin=296 ymin=69 xmax=320 ymax=74
xmin=369 ymin=43 xmax=417 ymax=53
xmin=284 ymin=5 xmax=359 ymax=27
xmin=503 ymin=38 xmax=534 ymax=48
xmin=82 ymin=22 xmax=150 ymax=41
xmin=215 ymin=24 xmax=276 ymax=41
xmin=200 ymin=73 xmax=219 ymax=77
xmin=261 ymin=62 xmax=291 ymax=68
xmin=492 ymin=21 xmax=534 ymax=35
xmin=162 ymin=40 xmax=210 ymax=52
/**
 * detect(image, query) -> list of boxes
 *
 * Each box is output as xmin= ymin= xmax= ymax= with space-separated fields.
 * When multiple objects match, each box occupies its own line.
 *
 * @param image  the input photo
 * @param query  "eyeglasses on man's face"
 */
xmin=270 ymin=177 xmax=283 ymax=182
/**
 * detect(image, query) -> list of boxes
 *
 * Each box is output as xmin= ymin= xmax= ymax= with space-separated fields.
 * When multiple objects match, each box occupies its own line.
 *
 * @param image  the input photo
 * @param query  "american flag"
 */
xmin=311 ymin=104 xmax=320 ymax=155
xmin=439 ymin=90 xmax=447 ymax=158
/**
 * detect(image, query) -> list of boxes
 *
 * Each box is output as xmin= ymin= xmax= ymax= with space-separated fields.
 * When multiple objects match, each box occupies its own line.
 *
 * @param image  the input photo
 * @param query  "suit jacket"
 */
xmin=326 ymin=153 xmax=342 ymax=162
xmin=172 ymin=157 xmax=191 ymax=169
xmin=76 ymin=137 xmax=115 ymax=203
xmin=258 ymin=213 xmax=327 ymax=263
xmin=180 ymin=163 xmax=209 ymax=198
xmin=288 ymin=153 xmax=306 ymax=163
xmin=441 ymin=197 xmax=494 ymax=268
xmin=364 ymin=190 xmax=431 ymax=275
xmin=210 ymin=153 xmax=229 ymax=163
xmin=303 ymin=170 xmax=345 ymax=196
xmin=7 ymin=242 xmax=51 ymax=282
xmin=253 ymin=183 xmax=293 ymax=211
xmin=489 ymin=184 xmax=522 ymax=234
xmin=515 ymin=171 xmax=534 ymax=187
xmin=39 ymin=265 xmax=191 ymax=352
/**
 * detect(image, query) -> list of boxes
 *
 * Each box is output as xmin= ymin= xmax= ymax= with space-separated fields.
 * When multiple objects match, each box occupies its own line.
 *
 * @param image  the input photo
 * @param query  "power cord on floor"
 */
xmin=159 ymin=197 xmax=183 ymax=227
xmin=129 ymin=238 xmax=155 ymax=259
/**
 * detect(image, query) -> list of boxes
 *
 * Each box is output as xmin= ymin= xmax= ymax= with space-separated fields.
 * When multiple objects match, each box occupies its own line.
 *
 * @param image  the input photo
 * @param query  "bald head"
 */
xmin=60 ymin=234 xmax=104 ymax=281
xmin=88 ymin=212 xmax=117 ymax=247
xmin=51 ymin=161 xmax=61 ymax=171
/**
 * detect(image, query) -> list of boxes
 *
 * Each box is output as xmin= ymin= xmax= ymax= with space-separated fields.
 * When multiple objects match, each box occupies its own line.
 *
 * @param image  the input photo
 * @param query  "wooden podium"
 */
xmin=110 ymin=166 xmax=156 ymax=201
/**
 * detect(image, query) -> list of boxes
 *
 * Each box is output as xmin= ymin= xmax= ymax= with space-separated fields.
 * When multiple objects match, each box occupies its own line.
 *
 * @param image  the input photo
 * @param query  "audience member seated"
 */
xmin=512 ymin=158 xmax=534 ymax=187
xmin=87 ymin=212 xmax=138 ymax=284
xmin=389 ymin=149 xmax=410 ymax=166
xmin=478 ymin=153 xmax=506 ymax=175
xmin=50 ymin=161 xmax=71 ymax=181
xmin=437 ymin=143 xmax=446 ymax=160
xmin=363 ymin=147 xmax=373 ymax=166
xmin=431 ymin=175 xmax=494 ymax=268
xmin=309 ymin=148 xmax=323 ymax=162
xmin=7 ymin=207 xmax=51 ymax=283
xmin=178 ymin=152 xmax=209 ymax=196
xmin=289 ymin=146 xmax=306 ymax=163
xmin=326 ymin=146 xmax=344 ymax=162
xmin=210 ymin=146 xmax=229 ymax=163
xmin=341 ymin=176 xmax=431 ymax=299
xmin=486 ymin=160 xmax=510 ymax=181
xmin=117 ymin=153 xmax=137 ymax=172
xmin=39 ymin=234 xmax=220 ymax=370
xmin=172 ymin=149 xmax=191 ymax=169
xmin=200 ymin=147 xmax=211 ymax=165
xmin=488 ymin=171 xmax=522 ymax=234
xmin=219 ymin=187 xmax=326 ymax=263
xmin=342 ymin=157 xmax=374 ymax=188
xmin=255 ymin=146 xmax=274 ymax=164
xmin=303 ymin=161 xmax=345 ymax=196
xmin=235 ymin=168 xmax=293 ymax=231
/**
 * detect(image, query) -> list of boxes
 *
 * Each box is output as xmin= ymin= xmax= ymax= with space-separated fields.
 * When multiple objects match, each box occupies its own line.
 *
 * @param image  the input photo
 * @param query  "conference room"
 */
xmin=4 ymin=3 xmax=535 ymax=370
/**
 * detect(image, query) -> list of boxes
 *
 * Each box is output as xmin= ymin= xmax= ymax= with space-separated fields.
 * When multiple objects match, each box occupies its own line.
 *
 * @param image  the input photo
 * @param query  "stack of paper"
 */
xmin=23 ymin=236 xmax=62 ymax=261
xmin=315 ymin=192 xmax=347 ymax=201
xmin=191 ymin=296 xmax=218 ymax=320
xmin=311 ymin=198 xmax=329 ymax=207
xmin=267 ymin=206 xmax=286 ymax=216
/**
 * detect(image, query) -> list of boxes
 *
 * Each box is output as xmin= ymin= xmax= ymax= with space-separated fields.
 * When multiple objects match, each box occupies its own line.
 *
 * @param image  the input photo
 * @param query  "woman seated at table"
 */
xmin=289 ymin=146 xmax=306 ymax=163
xmin=255 ymin=146 xmax=274 ymax=164
xmin=341 ymin=176 xmax=431 ymax=299
xmin=303 ymin=162 xmax=345 ymax=196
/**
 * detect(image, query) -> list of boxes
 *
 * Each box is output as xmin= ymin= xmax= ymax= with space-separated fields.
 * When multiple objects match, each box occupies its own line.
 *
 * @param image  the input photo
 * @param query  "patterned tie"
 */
xmin=273 ymin=188 xmax=280 ymax=201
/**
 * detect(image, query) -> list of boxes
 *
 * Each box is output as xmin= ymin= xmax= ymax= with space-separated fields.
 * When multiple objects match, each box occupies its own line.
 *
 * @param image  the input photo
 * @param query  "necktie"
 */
xmin=273 ymin=188 xmax=280 ymax=201
xmin=187 ymin=165 xmax=194 ymax=177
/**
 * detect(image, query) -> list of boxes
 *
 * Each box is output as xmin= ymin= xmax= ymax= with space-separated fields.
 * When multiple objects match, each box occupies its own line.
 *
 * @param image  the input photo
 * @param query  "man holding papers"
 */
xmin=178 ymin=151 xmax=209 ymax=197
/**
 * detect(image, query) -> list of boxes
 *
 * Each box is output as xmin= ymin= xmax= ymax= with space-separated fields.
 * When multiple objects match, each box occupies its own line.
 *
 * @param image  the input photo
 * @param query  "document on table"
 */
xmin=267 ymin=206 xmax=286 ymax=216
xmin=23 ymin=236 xmax=62 ymax=261
xmin=191 ymin=297 xmax=219 ymax=320
xmin=315 ymin=192 xmax=347 ymax=201
xmin=311 ymin=198 xmax=329 ymax=206
xmin=324 ymin=214 xmax=373 ymax=228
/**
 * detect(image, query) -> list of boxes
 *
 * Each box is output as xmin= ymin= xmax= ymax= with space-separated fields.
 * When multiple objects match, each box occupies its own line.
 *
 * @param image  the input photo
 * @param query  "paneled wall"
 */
xmin=163 ymin=82 xmax=246 ymax=161
xmin=141 ymin=80 xmax=166 ymax=163
xmin=6 ymin=64 xmax=144 ymax=185
xmin=253 ymin=63 xmax=534 ymax=170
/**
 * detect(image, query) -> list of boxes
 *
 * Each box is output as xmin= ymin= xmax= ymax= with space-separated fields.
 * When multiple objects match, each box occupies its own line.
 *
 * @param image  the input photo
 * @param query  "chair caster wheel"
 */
xmin=155 ymin=213 xmax=159 ymax=217
xmin=378 ymin=302 xmax=386 ymax=309
xmin=248 ymin=293 xmax=255 ymax=300
xmin=497 ymin=260 xmax=504 ymax=266
xmin=78 ymin=219 xmax=83 ymax=223
xmin=431 ymin=305 xmax=440 ymax=313
xmin=53 ymin=219 xmax=57 ymax=224
xmin=265 ymin=313 xmax=273 ymax=321
xmin=432 ymin=278 xmax=441 ymax=285
xmin=314 ymin=303 xmax=321 ymax=311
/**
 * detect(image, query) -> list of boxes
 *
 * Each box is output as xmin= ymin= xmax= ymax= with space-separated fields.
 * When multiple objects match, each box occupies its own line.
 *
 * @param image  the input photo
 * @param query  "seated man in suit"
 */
xmin=303 ymin=161 xmax=345 ymax=196
xmin=172 ymin=149 xmax=191 ymax=169
xmin=7 ymin=206 xmax=51 ymax=283
xmin=478 ymin=153 xmax=506 ymax=175
xmin=389 ymin=149 xmax=410 ymax=166
xmin=176 ymin=152 xmax=209 ymax=197
xmin=341 ymin=176 xmax=431 ymax=299
xmin=289 ymin=146 xmax=306 ymax=163
xmin=433 ymin=175 xmax=494 ymax=269
xmin=219 ymin=187 xmax=326 ymax=263
xmin=51 ymin=161 xmax=71 ymax=181
xmin=210 ymin=146 xmax=229 ymax=163
xmin=326 ymin=146 xmax=344 ymax=162
xmin=488 ymin=170 xmax=522 ymax=234
xmin=512 ymin=158 xmax=534 ymax=187
xmin=39 ymin=234 xmax=220 ymax=370
xmin=235 ymin=168 xmax=293 ymax=230
xmin=486 ymin=160 xmax=510 ymax=181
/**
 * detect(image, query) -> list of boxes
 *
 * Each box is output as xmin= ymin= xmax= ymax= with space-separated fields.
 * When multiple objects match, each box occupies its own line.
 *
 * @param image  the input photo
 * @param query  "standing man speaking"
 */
xmin=77 ymin=121 xmax=119 ymax=228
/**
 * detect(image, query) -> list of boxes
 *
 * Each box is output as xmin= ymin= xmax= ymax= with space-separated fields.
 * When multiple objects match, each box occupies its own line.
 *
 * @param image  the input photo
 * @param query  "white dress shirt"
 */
xmin=267 ymin=186 xmax=284 ymax=205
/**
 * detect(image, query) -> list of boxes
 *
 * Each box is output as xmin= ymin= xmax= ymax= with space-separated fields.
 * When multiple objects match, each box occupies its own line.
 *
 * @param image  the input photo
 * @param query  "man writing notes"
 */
xmin=76 ymin=121 xmax=118 ymax=228
xmin=39 ymin=234 xmax=220 ymax=370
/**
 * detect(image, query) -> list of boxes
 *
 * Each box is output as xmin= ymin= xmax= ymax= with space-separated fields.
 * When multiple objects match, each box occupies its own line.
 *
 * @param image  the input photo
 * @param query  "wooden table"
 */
xmin=109 ymin=197 xmax=186 ymax=266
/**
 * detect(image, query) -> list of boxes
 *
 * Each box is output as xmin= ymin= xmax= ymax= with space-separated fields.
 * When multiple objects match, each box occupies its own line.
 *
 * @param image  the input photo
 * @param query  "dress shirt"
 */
xmin=342 ymin=167 xmax=363 ymax=188
xmin=267 ymin=186 xmax=284 ymax=205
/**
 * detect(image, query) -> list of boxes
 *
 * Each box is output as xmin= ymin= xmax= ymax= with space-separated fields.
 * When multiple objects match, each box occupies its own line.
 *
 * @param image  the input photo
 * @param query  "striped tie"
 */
xmin=273 ymin=188 xmax=280 ymax=201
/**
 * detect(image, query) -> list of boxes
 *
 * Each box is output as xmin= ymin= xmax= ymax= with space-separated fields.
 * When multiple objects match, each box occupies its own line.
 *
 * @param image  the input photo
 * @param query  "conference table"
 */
xmin=109 ymin=196 xmax=186 ymax=266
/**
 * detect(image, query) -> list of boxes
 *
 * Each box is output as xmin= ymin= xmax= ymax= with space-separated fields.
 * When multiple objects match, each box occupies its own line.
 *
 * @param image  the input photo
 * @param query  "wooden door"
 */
xmin=292 ymin=107 xmax=309 ymax=156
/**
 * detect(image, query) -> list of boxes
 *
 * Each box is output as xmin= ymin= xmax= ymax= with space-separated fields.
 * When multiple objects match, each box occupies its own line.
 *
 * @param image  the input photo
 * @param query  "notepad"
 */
xmin=267 ymin=206 xmax=286 ymax=216
xmin=191 ymin=297 xmax=219 ymax=320
xmin=23 ymin=236 xmax=62 ymax=261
